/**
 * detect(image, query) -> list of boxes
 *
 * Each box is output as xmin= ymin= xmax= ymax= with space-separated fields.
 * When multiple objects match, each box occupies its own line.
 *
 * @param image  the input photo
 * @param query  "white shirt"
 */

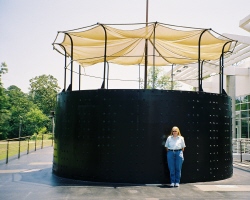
xmin=165 ymin=136 xmax=186 ymax=150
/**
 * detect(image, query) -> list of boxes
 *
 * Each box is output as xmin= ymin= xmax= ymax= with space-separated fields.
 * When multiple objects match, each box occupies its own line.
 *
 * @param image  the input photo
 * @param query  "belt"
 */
xmin=168 ymin=149 xmax=182 ymax=151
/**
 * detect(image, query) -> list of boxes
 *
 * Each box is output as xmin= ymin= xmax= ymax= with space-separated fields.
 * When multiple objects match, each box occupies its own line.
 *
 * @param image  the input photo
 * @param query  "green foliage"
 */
xmin=30 ymin=133 xmax=53 ymax=140
xmin=23 ymin=108 xmax=49 ymax=136
xmin=0 ymin=70 xmax=60 ymax=139
xmin=4 ymin=85 xmax=49 ymax=138
xmin=140 ymin=67 xmax=180 ymax=90
xmin=0 ymin=84 xmax=10 ymax=139
xmin=29 ymin=74 xmax=60 ymax=116
xmin=5 ymin=86 xmax=37 ymax=138
xmin=39 ymin=127 xmax=47 ymax=134
xmin=0 ymin=62 xmax=8 ymax=78
xmin=0 ymin=63 xmax=10 ymax=139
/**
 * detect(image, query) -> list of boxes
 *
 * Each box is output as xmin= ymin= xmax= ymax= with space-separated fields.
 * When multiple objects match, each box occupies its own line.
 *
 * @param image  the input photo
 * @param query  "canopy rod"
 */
xmin=198 ymin=29 xmax=210 ymax=92
xmin=65 ymin=33 xmax=74 ymax=91
xmin=159 ymin=22 xmax=209 ymax=30
xmin=107 ymin=62 xmax=110 ymax=89
xmin=211 ymin=29 xmax=237 ymax=41
xmin=139 ymin=64 xmax=141 ymax=89
xmin=144 ymin=0 xmax=149 ymax=89
xmin=220 ymin=41 xmax=232 ymax=94
xmin=62 ymin=24 xmax=97 ymax=33
xmin=79 ymin=65 xmax=81 ymax=91
xmin=101 ymin=22 xmax=207 ymax=30
xmin=144 ymin=52 xmax=148 ymax=89
xmin=152 ymin=22 xmax=157 ymax=89
xmin=76 ymin=55 xmax=193 ymax=60
xmin=200 ymin=60 xmax=205 ymax=92
xmin=219 ymin=54 xmax=223 ymax=94
xmin=144 ymin=42 xmax=148 ymax=89
xmin=99 ymin=24 xmax=107 ymax=89
xmin=171 ymin=64 xmax=174 ymax=90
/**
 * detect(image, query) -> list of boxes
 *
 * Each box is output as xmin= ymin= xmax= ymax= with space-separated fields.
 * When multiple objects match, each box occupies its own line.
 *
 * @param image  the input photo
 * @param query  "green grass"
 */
xmin=0 ymin=139 xmax=53 ymax=161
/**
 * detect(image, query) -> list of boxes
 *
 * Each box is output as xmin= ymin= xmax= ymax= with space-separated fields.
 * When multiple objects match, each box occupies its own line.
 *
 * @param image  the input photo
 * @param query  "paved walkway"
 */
xmin=0 ymin=147 xmax=250 ymax=200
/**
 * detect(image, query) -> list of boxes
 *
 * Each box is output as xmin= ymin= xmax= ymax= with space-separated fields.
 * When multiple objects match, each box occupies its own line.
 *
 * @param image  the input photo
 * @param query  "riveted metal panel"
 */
xmin=53 ymin=89 xmax=232 ymax=184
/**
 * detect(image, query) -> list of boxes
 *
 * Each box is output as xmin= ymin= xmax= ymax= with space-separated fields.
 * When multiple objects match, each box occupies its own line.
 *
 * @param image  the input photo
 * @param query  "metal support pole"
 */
xmin=198 ymin=29 xmax=209 ymax=91
xmin=35 ymin=133 xmax=37 ymax=151
xmin=107 ymin=62 xmax=109 ymax=89
xmin=144 ymin=41 xmax=148 ymax=89
xmin=152 ymin=22 xmax=157 ymax=89
xmin=6 ymin=140 xmax=9 ymax=164
xmin=41 ymin=134 xmax=44 ymax=149
xmin=63 ymin=48 xmax=67 ymax=91
xmin=18 ymin=117 xmax=22 ymax=159
xmin=146 ymin=0 xmax=148 ymax=27
xmin=27 ymin=137 xmax=29 ymax=154
xmin=139 ymin=64 xmax=141 ymax=89
xmin=219 ymin=55 xmax=223 ymax=94
xmin=79 ymin=65 xmax=81 ymax=90
xmin=171 ymin=64 xmax=174 ymax=90
xmin=58 ymin=44 xmax=67 ymax=92
xmin=144 ymin=0 xmax=149 ymax=89
xmin=65 ymin=33 xmax=74 ymax=91
xmin=51 ymin=111 xmax=55 ymax=146
xmin=52 ymin=117 xmax=55 ymax=146
xmin=240 ymin=140 xmax=242 ymax=162
xmin=199 ymin=60 xmax=205 ymax=91
xmin=100 ymin=24 xmax=107 ymax=89
xmin=18 ymin=139 xmax=21 ymax=159
xmin=220 ymin=41 xmax=232 ymax=94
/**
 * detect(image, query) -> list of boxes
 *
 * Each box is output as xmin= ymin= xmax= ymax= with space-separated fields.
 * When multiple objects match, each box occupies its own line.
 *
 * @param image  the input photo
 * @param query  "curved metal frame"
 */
xmin=152 ymin=22 xmax=157 ymax=89
xmin=198 ymin=29 xmax=209 ymax=92
xmin=65 ymin=33 xmax=74 ymax=91
xmin=220 ymin=41 xmax=232 ymax=94
xmin=100 ymin=24 xmax=108 ymax=89
xmin=56 ymin=44 xmax=67 ymax=91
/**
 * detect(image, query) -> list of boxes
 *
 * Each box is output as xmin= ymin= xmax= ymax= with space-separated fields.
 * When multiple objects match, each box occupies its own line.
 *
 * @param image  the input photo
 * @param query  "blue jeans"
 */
xmin=167 ymin=150 xmax=184 ymax=184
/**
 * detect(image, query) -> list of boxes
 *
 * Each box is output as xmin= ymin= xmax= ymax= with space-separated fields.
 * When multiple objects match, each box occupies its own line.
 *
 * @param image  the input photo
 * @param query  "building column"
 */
xmin=226 ymin=75 xmax=236 ymax=139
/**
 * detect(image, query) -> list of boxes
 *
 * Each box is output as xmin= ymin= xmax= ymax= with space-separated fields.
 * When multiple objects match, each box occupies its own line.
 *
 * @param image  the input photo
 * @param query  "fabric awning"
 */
xmin=53 ymin=22 xmax=236 ymax=67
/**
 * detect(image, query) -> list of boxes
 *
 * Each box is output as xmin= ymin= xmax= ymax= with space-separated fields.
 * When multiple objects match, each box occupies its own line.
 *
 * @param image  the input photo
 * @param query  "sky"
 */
xmin=0 ymin=0 xmax=250 ymax=93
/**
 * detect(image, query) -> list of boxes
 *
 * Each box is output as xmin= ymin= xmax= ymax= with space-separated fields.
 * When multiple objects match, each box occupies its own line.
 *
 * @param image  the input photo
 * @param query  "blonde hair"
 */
xmin=170 ymin=126 xmax=181 ymax=136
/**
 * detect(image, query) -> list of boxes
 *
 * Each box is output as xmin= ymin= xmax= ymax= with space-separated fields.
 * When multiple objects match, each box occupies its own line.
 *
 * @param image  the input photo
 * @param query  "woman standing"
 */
xmin=165 ymin=126 xmax=186 ymax=187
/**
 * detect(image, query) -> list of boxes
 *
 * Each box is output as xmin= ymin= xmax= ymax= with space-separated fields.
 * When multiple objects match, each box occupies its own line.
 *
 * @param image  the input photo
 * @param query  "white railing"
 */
xmin=232 ymin=138 xmax=250 ymax=162
xmin=232 ymin=138 xmax=250 ymax=154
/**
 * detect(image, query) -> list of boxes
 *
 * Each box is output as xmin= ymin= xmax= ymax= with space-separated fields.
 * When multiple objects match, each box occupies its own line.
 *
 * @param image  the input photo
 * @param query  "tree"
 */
xmin=23 ymin=108 xmax=49 ymax=136
xmin=0 ymin=62 xmax=10 ymax=139
xmin=6 ymin=86 xmax=37 ymax=138
xmin=0 ymin=62 xmax=8 ymax=81
xmin=29 ymin=75 xmax=60 ymax=116
xmin=140 ymin=67 xmax=180 ymax=90
xmin=0 ymin=84 xmax=10 ymax=139
xmin=4 ymin=85 xmax=50 ymax=138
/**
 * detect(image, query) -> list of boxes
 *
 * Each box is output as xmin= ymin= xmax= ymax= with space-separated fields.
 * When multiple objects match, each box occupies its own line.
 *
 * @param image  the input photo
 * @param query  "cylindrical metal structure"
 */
xmin=53 ymin=89 xmax=232 ymax=184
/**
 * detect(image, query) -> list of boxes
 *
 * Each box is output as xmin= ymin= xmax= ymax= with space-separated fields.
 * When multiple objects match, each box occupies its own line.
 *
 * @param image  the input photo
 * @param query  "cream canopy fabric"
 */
xmin=53 ymin=22 xmax=236 ymax=67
